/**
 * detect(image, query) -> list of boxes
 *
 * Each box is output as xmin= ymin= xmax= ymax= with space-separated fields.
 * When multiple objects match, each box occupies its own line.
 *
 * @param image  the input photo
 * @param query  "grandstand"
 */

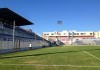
xmin=0 ymin=8 xmax=50 ymax=54
xmin=74 ymin=39 xmax=100 ymax=45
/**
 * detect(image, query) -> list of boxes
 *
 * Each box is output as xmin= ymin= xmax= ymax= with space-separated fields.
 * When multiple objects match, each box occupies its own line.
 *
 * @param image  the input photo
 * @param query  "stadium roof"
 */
xmin=0 ymin=8 xmax=33 ymax=26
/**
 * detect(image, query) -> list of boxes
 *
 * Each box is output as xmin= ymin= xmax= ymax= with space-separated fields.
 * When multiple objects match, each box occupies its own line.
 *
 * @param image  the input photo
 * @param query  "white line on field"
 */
xmin=83 ymin=51 xmax=100 ymax=61
xmin=0 ymin=64 xmax=100 ymax=67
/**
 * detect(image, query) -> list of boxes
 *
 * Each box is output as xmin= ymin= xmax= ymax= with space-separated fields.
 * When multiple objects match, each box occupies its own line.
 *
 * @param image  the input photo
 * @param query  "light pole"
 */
xmin=57 ymin=21 xmax=62 ymax=45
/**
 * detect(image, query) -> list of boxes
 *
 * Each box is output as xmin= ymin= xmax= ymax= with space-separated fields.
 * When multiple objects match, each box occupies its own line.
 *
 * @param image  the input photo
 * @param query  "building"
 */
xmin=0 ymin=8 xmax=50 ymax=54
xmin=42 ymin=30 xmax=96 ymax=45
xmin=94 ymin=31 xmax=100 ymax=38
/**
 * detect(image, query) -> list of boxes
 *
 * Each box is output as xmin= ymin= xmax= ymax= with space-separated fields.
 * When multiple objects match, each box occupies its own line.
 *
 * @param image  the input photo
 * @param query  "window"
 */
xmin=81 ymin=33 xmax=86 ymax=35
xmin=77 ymin=33 xmax=79 ymax=35
xmin=51 ymin=33 xmax=54 ymax=35
xmin=46 ymin=34 xmax=49 ymax=35
xmin=44 ymin=34 xmax=47 ymax=35
xmin=44 ymin=33 xmax=49 ymax=35
xmin=81 ymin=33 xmax=84 ymax=35
xmin=90 ymin=33 xmax=92 ymax=35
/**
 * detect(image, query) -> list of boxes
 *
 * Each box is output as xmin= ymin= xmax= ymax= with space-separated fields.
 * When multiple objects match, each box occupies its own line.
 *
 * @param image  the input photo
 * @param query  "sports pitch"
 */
xmin=0 ymin=46 xmax=100 ymax=70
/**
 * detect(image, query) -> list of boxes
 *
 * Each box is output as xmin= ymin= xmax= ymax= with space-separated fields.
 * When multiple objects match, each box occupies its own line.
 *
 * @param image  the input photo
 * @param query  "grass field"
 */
xmin=0 ymin=46 xmax=100 ymax=70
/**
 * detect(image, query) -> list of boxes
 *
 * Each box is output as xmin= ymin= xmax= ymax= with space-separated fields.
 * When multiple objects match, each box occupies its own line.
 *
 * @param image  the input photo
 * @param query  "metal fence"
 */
xmin=0 ymin=36 xmax=50 ymax=54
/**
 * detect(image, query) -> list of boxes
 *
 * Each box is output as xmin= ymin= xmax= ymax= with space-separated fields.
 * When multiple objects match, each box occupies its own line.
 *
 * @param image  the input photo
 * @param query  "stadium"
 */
xmin=0 ymin=8 xmax=100 ymax=70
xmin=0 ymin=8 xmax=100 ymax=53
xmin=1 ymin=0 xmax=100 ymax=70
xmin=0 ymin=8 xmax=50 ymax=54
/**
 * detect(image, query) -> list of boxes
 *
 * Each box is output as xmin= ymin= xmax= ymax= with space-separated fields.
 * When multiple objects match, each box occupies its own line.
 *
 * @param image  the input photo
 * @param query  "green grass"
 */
xmin=0 ymin=46 xmax=100 ymax=70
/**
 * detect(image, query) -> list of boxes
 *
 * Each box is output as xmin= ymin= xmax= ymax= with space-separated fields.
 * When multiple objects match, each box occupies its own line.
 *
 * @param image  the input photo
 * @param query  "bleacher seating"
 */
xmin=74 ymin=39 xmax=100 ymax=45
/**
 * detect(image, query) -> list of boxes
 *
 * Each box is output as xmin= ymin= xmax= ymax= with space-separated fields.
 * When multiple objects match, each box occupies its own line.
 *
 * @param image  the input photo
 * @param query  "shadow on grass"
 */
xmin=0 ymin=48 xmax=100 ymax=59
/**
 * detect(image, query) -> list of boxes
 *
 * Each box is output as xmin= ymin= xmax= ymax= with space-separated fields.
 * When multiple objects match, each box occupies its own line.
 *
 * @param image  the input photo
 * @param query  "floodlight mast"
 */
xmin=57 ymin=21 xmax=62 ymax=45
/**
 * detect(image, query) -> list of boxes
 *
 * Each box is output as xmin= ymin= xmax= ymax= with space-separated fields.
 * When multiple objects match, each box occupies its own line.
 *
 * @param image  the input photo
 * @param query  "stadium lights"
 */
xmin=57 ymin=21 xmax=62 ymax=45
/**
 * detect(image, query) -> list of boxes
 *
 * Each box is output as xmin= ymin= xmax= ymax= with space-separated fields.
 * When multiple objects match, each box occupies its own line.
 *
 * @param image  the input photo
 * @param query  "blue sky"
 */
xmin=0 ymin=0 xmax=100 ymax=35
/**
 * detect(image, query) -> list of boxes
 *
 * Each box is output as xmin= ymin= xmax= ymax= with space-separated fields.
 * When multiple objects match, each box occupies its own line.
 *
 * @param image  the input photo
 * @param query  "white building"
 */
xmin=94 ymin=31 xmax=100 ymax=38
xmin=42 ymin=30 xmax=96 ymax=45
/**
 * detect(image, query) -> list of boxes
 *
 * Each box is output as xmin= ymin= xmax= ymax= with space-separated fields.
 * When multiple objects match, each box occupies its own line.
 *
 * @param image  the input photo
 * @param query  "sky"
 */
xmin=0 ymin=0 xmax=100 ymax=35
